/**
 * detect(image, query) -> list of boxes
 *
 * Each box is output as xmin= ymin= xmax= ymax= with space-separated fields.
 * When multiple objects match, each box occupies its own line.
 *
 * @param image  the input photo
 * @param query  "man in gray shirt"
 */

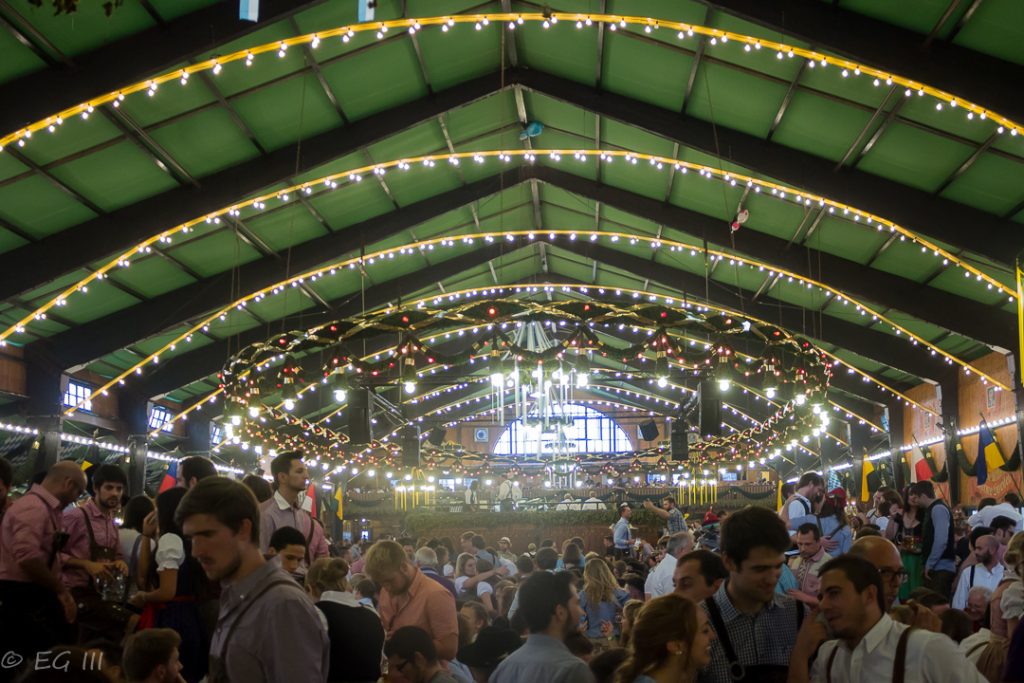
xmin=490 ymin=571 xmax=593 ymax=683
xmin=175 ymin=476 xmax=328 ymax=683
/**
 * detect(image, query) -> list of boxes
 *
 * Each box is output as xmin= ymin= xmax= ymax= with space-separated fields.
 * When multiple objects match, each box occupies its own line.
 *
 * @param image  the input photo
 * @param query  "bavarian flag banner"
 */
xmin=860 ymin=451 xmax=876 ymax=503
xmin=976 ymin=418 xmax=1006 ymax=486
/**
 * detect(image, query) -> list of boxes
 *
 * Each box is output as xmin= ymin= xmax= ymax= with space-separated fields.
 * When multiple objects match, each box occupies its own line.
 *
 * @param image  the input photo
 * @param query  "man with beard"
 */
xmin=61 ymin=464 xmax=130 ymax=640
xmin=784 ymin=472 xmax=825 ymax=536
xmin=952 ymin=535 xmax=1004 ymax=610
xmin=365 ymin=540 xmax=458 ymax=683
xmin=789 ymin=556 xmax=985 ymax=682
xmin=123 ymin=628 xmax=185 ymax=683
xmin=489 ymin=571 xmax=593 ymax=683
xmin=175 ymin=476 xmax=327 ymax=682
xmin=259 ymin=451 xmax=328 ymax=568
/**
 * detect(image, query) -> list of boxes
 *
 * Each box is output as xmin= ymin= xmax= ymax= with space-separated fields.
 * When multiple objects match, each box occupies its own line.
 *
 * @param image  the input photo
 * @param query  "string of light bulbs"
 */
xmin=0 ymin=148 xmax=1011 ymax=349
xmin=1 ymin=13 xmax=1019 ymax=153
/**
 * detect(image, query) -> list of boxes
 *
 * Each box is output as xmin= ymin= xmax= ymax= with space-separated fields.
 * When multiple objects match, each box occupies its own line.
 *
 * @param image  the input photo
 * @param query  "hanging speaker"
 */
xmin=427 ymin=426 xmax=447 ymax=446
xmin=638 ymin=420 xmax=659 ymax=442
xmin=671 ymin=425 xmax=689 ymax=462
xmin=347 ymin=388 xmax=372 ymax=445
xmin=400 ymin=425 xmax=421 ymax=468
xmin=698 ymin=380 xmax=722 ymax=438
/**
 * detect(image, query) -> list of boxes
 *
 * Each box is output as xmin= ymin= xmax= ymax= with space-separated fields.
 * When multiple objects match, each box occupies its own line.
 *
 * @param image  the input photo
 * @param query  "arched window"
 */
xmin=491 ymin=403 xmax=633 ymax=456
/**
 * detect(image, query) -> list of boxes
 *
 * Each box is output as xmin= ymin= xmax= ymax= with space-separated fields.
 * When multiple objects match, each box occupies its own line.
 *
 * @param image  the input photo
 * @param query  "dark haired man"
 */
xmin=784 ymin=472 xmax=825 ymax=535
xmin=175 ymin=476 xmax=328 ymax=682
xmin=789 ymin=523 xmax=831 ymax=599
xmin=908 ymin=481 xmax=956 ymax=598
xmin=700 ymin=505 xmax=801 ymax=683
xmin=673 ymin=549 xmax=728 ymax=604
xmin=612 ymin=503 xmax=632 ymax=558
xmin=176 ymin=455 xmax=217 ymax=490
xmin=258 ymin=451 xmax=328 ymax=566
xmin=385 ymin=626 xmax=459 ymax=683
xmin=61 ymin=464 xmax=129 ymax=640
xmin=507 ymin=546 xmax=559 ymax=620
xmin=122 ymin=628 xmax=184 ymax=683
xmin=490 ymin=572 xmax=592 ymax=683
xmin=644 ymin=495 xmax=686 ymax=535
xmin=0 ymin=460 xmax=86 ymax=679
xmin=788 ymin=556 xmax=985 ymax=682
xmin=267 ymin=526 xmax=307 ymax=577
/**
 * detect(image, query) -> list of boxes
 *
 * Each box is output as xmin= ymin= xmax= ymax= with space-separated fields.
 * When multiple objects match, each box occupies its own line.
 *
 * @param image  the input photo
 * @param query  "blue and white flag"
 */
xmin=358 ymin=0 xmax=376 ymax=22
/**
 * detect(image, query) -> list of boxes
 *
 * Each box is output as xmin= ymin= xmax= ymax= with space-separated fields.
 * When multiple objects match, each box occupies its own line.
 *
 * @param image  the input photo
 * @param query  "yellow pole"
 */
xmin=1018 ymin=258 xmax=1024 ymax=389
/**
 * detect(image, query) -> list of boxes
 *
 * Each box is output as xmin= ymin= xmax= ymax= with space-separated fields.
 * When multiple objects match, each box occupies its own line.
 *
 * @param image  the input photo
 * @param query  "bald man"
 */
xmin=0 ymin=461 xmax=86 ymax=671
xmin=952 ymin=535 xmax=1003 ymax=610
xmin=848 ymin=536 xmax=905 ymax=609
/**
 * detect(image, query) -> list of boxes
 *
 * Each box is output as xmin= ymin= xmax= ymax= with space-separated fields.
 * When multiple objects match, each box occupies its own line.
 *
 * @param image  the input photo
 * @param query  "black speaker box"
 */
xmin=400 ymin=425 xmax=421 ymax=468
xmin=427 ymin=426 xmax=447 ymax=446
xmin=347 ymin=388 xmax=372 ymax=445
xmin=698 ymin=380 xmax=722 ymax=438
xmin=639 ymin=420 xmax=659 ymax=442
xmin=671 ymin=426 xmax=689 ymax=462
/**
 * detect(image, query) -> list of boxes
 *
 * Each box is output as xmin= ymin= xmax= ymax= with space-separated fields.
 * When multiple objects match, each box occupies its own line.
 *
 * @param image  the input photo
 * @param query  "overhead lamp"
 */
xmin=576 ymin=371 xmax=588 ymax=388
xmin=404 ymin=380 xmax=417 ymax=394
xmin=657 ymin=376 xmax=668 ymax=388
xmin=280 ymin=379 xmax=297 ymax=411
xmin=225 ymin=400 xmax=244 ymax=426
xmin=490 ymin=372 xmax=504 ymax=387
xmin=329 ymin=368 xmax=348 ymax=403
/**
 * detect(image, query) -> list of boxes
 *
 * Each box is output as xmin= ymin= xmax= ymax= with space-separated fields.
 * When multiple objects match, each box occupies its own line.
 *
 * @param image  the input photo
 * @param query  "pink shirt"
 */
xmin=258 ymin=492 xmax=329 ymax=563
xmin=60 ymin=498 xmax=122 ymax=590
xmin=0 ymin=484 xmax=64 ymax=584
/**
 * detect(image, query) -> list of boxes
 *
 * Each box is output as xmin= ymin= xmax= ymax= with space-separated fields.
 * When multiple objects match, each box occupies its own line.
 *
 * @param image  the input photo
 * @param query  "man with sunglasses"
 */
xmin=0 ymin=460 xmax=86 ymax=681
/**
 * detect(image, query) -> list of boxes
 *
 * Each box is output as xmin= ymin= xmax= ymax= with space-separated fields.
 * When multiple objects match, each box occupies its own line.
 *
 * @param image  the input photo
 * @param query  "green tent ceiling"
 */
xmin=0 ymin=0 xmax=1020 ymax=440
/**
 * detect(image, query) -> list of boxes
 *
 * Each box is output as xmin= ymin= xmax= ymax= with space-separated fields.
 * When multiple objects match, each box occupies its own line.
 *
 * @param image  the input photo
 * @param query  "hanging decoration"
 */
xmin=214 ymin=294 xmax=832 ymax=470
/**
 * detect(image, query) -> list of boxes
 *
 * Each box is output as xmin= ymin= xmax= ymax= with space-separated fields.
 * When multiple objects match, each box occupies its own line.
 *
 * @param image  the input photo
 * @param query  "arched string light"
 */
xmin=2 ymin=148 xmax=1012 ymax=348
xmin=2 ymin=13 xmax=1020 ymax=152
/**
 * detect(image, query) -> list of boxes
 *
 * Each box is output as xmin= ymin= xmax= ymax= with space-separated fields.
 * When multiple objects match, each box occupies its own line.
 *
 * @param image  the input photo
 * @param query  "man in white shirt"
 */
xmin=952 ymin=535 xmax=1004 ymax=610
xmin=644 ymin=531 xmax=693 ymax=599
xmin=788 ymin=555 xmax=986 ymax=683
xmin=784 ymin=472 xmax=824 ymax=535
xmin=967 ymin=500 xmax=1022 ymax=529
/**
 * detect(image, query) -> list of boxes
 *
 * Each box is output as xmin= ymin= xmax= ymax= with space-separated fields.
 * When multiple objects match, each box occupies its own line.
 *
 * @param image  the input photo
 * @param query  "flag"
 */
xmin=909 ymin=443 xmax=937 ymax=483
xmin=860 ymin=452 xmax=876 ymax=503
xmin=303 ymin=483 xmax=317 ymax=519
xmin=334 ymin=486 xmax=344 ymax=521
xmin=976 ymin=419 xmax=1006 ymax=485
xmin=1002 ymin=442 xmax=1020 ymax=471
xmin=159 ymin=461 xmax=178 ymax=493
xmin=358 ymin=0 xmax=375 ymax=22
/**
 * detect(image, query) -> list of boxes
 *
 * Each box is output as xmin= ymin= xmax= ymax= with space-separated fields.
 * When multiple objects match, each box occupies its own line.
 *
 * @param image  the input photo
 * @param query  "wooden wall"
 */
xmin=902 ymin=352 xmax=1021 ymax=505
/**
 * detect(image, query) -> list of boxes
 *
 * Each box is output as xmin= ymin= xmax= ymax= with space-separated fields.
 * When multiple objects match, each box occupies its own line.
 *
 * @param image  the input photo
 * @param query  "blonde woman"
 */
xmin=618 ymin=599 xmax=645 ymax=647
xmin=614 ymin=594 xmax=714 ymax=683
xmin=579 ymin=557 xmax=630 ymax=638
xmin=454 ymin=553 xmax=504 ymax=616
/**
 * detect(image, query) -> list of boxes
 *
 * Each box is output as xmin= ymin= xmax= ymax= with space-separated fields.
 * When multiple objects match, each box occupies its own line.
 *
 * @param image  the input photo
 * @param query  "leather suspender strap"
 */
xmin=304 ymin=512 xmax=315 ymax=565
xmin=969 ymin=565 xmax=976 ymax=588
xmin=216 ymin=579 xmax=299 ymax=661
xmin=826 ymin=626 xmax=914 ymax=683
xmin=893 ymin=627 xmax=914 ymax=683
xmin=703 ymin=597 xmax=739 ymax=665
xmin=825 ymin=645 xmax=840 ymax=683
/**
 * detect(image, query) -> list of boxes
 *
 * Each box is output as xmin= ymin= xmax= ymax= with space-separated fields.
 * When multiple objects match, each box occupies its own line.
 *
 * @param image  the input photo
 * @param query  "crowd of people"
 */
xmin=1 ymin=454 xmax=1024 ymax=682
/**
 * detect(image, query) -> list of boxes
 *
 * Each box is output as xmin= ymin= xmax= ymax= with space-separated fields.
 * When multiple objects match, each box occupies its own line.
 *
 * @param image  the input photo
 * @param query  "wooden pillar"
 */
xmin=939 ymin=371 xmax=961 ymax=505
xmin=886 ymin=401 xmax=906 ymax=491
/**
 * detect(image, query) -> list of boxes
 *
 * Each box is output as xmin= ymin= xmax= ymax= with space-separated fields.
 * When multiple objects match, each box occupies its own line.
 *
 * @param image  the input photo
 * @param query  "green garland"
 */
xmin=404 ymin=508 xmax=663 ymax=535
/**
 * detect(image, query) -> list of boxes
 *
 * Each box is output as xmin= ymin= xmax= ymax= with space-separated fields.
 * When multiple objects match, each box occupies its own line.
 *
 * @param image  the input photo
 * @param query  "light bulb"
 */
xmin=367 ymin=469 xmax=375 ymax=477
xmin=718 ymin=378 xmax=730 ymax=392
xmin=230 ymin=415 xmax=241 ymax=426
xmin=404 ymin=381 xmax=416 ymax=394
xmin=247 ymin=406 xmax=260 ymax=418
xmin=765 ymin=387 xmax=776 ymax=399
xmin=657 ymin=376 xmax=668 ymax=388
xmin=794 ymin=393 xmax=807 ymax=406
xmin=576 ymin=373 xmax=588 ymax=388
xmin=333 ymin=388 xmax=347 ymax=402
xmin=283 ymin=398 xmax=295 ymax=411
xmin=490 ymin=372 xmax=504 ymax=387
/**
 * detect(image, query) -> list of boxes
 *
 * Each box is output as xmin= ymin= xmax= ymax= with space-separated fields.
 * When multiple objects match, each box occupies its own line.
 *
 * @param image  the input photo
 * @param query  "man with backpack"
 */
xmin=783 ymin=473 xmax=825 ymax=536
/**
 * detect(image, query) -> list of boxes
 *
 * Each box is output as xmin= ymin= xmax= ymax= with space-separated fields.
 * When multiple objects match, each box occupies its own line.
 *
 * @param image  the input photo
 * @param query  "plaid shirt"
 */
xmin=666 ymin=507 xmax=686 ymax=534
xmin=698 ymin=582 xmax=802 ymax=683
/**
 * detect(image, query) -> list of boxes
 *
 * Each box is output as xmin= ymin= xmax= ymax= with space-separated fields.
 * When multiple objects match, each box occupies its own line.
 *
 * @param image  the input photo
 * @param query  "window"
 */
xmin=63 ymin=380 xmax=92 ymax=412
xmin=210 ymin=423 xmax=224 ymax=446
xmin=148 ymin=406 xmax=175 ymax=432
xmin=492 ymin=403 xmax=633 ymax=456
